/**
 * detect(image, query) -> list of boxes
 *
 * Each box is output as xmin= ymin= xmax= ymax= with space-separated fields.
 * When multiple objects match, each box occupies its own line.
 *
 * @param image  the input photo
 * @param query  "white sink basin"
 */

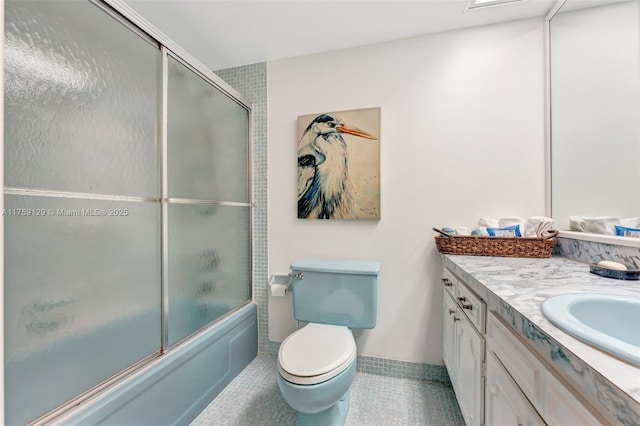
xmin=541 ymin=293 xmax=640 ymax=366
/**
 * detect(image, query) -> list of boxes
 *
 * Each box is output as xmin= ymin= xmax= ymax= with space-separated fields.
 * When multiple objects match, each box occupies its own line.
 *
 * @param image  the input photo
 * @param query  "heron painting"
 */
xmin=297 ymin=107 xmax=380 ymax=220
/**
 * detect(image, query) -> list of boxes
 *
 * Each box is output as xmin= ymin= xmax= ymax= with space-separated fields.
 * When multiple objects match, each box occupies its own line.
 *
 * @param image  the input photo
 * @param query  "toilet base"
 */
xmin=297 ymin=389 xmax=350 ymax=426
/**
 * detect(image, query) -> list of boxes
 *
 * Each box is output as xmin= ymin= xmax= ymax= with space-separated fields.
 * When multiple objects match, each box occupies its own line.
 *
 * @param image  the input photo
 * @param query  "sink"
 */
xmin=541 ymin=293 xmax=640 ymax=366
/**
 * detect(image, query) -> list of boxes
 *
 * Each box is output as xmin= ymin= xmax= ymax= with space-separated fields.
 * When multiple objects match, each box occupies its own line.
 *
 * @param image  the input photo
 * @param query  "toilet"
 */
xmin=276 ymin=258 xmax=379 ymax=426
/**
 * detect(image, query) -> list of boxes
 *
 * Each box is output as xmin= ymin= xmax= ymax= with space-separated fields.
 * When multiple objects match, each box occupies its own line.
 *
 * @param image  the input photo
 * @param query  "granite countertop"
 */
xmin=441 ymin=254 xmax=640 ymax=426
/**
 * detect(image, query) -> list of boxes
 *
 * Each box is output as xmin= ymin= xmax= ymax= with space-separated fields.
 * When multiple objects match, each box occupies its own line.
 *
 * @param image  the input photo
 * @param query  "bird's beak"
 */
xmin=337 ymin=123 xmax=377 ymax=140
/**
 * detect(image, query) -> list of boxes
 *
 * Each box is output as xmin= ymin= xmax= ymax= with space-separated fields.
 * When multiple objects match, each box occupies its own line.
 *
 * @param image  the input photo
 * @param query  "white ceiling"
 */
xmin=125 ymin=0 xmax=563 ymax=71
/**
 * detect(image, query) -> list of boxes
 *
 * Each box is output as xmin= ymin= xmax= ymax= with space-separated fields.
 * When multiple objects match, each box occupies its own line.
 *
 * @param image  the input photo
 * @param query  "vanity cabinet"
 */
xmin=442 ymin=269 xmax=486 ymax=426
xmin=442 ymin=266 xmax=613 ymax=426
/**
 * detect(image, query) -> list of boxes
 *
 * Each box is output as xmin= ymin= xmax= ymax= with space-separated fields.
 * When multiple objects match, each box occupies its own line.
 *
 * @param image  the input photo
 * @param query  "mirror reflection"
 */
xmin=550 ymin=0 xmax=639 ymax=236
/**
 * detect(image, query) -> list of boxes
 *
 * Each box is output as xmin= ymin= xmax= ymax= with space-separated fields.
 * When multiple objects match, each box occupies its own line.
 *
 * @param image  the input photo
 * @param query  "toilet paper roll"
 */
xmin=270 ymin=284 xmax=288 ymax=297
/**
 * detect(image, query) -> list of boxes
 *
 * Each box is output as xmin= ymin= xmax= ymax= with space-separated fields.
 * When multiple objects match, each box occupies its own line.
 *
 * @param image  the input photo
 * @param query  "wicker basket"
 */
xmin=433 ymin=228 xmax=558 ymax=258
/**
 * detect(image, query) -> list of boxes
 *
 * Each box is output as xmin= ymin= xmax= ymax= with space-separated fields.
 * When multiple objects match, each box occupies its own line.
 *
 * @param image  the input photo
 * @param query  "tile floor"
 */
xmin=191 ymin=356 xmax=465 ymax=425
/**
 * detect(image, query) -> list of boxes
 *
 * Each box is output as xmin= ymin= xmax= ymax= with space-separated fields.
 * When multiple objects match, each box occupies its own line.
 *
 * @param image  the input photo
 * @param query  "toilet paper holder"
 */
xmin=269 ymin=273 xmax=292 ymax=296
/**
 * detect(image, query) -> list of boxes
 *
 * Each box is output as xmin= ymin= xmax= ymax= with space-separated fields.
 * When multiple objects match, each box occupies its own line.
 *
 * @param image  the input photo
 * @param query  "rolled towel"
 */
xmin=537 ymin=218 xmax=555 ymax=236
xmin=524 ymin=216 xmax=556 ymax=237
xmin=525 ymin=217 xmax=542 ymax=237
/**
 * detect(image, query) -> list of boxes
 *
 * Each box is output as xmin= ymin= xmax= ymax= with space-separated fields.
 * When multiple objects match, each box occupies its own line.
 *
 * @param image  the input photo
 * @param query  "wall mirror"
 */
xmin=549 ymin=0 xmax=639 ymax=244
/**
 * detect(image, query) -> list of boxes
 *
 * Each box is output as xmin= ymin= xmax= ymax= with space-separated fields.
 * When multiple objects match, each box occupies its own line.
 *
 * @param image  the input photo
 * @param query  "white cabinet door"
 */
xmin=488 ymin=312 xmax=612 ymax=426
xmin=443 ymin=291 xmax=458 ymax=382
xmin=455 ymin=310 xmax=485 ymax=426
xmin=486 ymin=351 xmax=545 ymax=426
xmin=544 ymin=371 xmax=611 ymax=426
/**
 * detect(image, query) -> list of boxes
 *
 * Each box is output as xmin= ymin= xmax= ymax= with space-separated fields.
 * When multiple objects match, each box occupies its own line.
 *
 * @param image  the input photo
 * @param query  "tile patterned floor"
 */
xmin=191 ymin=356 xmax=465 ymax=426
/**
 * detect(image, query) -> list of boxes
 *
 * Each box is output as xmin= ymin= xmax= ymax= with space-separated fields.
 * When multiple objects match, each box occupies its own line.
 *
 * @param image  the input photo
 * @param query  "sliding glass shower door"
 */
xmin=4 ymin=1 xmax=252 ymax=424
xmin=5 ymin=1 xmax=162 ymax=423
xmin=166 ymin=56 xmax=251 ymax=346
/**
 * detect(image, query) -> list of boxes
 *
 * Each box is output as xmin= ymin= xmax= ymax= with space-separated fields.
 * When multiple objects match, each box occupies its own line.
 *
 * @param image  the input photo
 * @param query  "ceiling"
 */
xmin=125 ymin=0 xmax=563 ymax=71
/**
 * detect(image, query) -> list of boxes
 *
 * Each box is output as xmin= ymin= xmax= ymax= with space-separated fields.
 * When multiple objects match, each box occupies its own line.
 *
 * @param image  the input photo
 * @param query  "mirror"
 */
xmin=549 ymin=0 xmax=639 ymax=238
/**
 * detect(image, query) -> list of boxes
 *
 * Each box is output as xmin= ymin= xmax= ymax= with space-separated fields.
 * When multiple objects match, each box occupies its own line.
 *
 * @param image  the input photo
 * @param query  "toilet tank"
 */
xmin=290 ymin=259 xmax=379 ymax=329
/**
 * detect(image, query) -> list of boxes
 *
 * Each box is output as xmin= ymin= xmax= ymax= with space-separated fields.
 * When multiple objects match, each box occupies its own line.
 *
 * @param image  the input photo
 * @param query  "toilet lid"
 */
xmin=278 ymin=323 xmax=356 ymax=381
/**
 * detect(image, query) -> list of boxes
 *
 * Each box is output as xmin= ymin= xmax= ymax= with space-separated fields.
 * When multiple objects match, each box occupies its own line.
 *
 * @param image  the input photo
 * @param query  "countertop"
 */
xmin=441 ymin=254 xmax=640 ymax=426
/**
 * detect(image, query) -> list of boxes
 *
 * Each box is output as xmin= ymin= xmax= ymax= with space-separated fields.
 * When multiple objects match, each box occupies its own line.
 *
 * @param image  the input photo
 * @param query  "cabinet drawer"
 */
xmin=456 ymin=281 xmax=486 ymax=333
xmin=442 ymin=268 xmax=456 ymax=297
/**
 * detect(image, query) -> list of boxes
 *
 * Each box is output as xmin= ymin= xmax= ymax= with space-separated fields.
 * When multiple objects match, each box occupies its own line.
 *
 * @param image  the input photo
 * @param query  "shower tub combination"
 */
xmin=4 ymin=0 xmax=256 ymax=424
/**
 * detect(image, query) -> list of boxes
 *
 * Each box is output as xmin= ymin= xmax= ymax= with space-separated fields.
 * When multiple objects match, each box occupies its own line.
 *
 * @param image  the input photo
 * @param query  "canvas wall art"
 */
xmin=297 ymin=107 xmax=380 ymax=220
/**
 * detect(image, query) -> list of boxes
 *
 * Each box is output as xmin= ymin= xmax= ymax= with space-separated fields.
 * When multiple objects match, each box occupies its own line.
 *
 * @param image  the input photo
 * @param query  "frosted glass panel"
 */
xmin=4 ymin=1 xmax=252 ymax=423
xmin=168 ymin=205 xmax=251 ymax=346
xmin=167 ymin=57 xmax=249 ymax=202
xmin=4 ymin=195 xmax=161 ymax=425
xmin=4 ymin=0 xmax=161 ymax=197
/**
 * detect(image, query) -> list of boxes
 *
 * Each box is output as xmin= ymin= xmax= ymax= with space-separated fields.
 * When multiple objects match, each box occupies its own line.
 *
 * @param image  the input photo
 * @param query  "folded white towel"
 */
xmin=569 ymin=216 xmax=639 ymax=235
xmin=569 ymin=216 xmax=587 ymax=232
xmin=477 ymin=216 xmax=554 ymax=237
xmin=477 ymin=227 xmax=490 ymax=236
xmin=524 ymin=216 xmax=555 ymax=237
xmin=499 ymin=217 xmax=526 ymax=234
xmin=478 ymin=218 xmax=499 ymax=228
xmin=455 ymin=226 xmax=471 ymax=236
xmin=583 ymin=216 xmax=620 ymax=235
xmin=620 ymin=217 xmax=640 ymax=228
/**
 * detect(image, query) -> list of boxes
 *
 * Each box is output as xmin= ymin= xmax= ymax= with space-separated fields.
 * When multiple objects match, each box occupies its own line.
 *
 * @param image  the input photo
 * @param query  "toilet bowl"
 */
xmin=276 ymin=259 xmax=379 ymax=426
xmin=277 ymin=323 xmax=357 ymax=425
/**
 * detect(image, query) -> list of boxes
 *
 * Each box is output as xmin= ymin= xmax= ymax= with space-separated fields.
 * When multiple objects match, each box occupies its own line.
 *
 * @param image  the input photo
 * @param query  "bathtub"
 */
xmin=6 ymin=302 xmax=257 ymax=425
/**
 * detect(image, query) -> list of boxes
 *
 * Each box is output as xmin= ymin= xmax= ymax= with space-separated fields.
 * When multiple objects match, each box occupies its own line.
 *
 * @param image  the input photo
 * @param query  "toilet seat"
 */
xmin=278 ymin=323 xmax=357 ymax=385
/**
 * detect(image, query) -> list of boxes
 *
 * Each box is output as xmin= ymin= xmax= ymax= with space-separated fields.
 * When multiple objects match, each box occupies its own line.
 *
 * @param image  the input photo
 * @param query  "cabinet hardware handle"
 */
xmin=461 ymin=303 xmax=473 ymax=310
xmin=453 ymin=316 xmax=461 ymax=322
xmin=457 ymin=296 xmax=466 ymax=302
xmin=448 ymin=309 xmax=455 ymax=315
xmin=441 ymin=278 xmax=452 ymax=287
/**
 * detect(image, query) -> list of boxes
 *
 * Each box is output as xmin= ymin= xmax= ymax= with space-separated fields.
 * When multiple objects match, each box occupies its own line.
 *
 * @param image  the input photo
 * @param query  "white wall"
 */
xmin=268 ymin=18 xmax=546 ymax=364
